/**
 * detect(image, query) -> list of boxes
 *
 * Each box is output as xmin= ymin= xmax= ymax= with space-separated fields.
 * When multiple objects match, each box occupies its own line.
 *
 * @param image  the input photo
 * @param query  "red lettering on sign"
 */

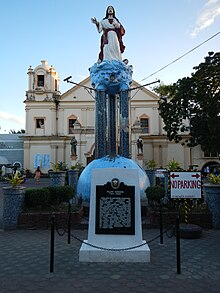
xmin=171 ymin=180 xmax=201 ymax=189
xmin=171 ymin=181 xmax=175 ymax=188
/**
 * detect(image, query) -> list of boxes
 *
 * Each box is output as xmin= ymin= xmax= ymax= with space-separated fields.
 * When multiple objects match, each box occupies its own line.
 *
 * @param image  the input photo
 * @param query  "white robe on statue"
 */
xmin=97 ymin=18 xmax=122 ymax=61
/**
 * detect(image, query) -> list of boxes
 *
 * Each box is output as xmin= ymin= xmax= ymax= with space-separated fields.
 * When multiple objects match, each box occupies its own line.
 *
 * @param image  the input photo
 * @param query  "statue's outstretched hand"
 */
xmin=91 ymin=17 xmax=98 ymax=25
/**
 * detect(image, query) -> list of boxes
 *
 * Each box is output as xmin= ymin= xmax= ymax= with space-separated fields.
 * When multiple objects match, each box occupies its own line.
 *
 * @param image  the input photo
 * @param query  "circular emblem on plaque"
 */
xmin=111 ymin=178 xmax=120 ymax=189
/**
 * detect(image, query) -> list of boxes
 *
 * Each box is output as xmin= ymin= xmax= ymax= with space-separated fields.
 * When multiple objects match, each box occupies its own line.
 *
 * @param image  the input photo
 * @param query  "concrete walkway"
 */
xmin=0 ymin=228 xmax=220 ymax=292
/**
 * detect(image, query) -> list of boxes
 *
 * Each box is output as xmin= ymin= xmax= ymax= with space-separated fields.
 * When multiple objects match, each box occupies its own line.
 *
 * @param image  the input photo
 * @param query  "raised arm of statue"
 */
xmin=91 ymin=17 xmax=98 ymax=26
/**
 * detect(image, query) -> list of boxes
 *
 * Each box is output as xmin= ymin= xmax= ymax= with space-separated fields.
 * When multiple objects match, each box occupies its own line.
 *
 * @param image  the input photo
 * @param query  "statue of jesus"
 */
xmin=91 ymin=6 xmax=125 ymax=62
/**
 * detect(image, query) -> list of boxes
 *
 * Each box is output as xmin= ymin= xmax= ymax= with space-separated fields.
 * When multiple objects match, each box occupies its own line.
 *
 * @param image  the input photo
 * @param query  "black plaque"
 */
xmin=95 ymin=182 xmax=135 ymax=235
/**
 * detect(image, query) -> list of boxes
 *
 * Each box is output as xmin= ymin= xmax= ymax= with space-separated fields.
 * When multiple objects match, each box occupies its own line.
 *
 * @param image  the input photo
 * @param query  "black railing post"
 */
xmin=50 ymin=214 xmax=55 ymax=273
xmin=176 ymin=216 xmax=181 ymax=274
xmin=68 ymin=203 xmax=71 ymax=244
xmin=159 ymin=204 xmax=163 ymax=245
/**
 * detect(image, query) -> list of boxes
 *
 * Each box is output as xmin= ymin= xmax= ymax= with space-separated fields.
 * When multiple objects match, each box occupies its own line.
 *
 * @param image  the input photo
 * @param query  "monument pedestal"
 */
xmin=79 ymin=240 xmax=150 ymax=262
xmin=70 ymin=155 xmax=77 ymax=161
xmin=79 ymin=168 xmax=150 ymax=263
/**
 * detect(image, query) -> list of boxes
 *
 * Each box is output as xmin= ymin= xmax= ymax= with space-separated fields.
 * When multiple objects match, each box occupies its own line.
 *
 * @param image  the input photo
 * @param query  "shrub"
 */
xmin=25 ymin=188 xmax=51 ymax=209
xmin=145 ymin=186 xmax=165 ymax=205
xmin=24 ymin=186 xmax=73 ymax=209
xmin=46 ymin=186 xmax=73 ymax=205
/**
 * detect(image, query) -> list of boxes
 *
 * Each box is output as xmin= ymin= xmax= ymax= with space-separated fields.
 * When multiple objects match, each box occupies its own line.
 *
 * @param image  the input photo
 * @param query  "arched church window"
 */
xmin=36 ymin=118 xmax=45 ymax=128
xmin=140 ymin=117 xmax=149 ymax=133
xmin=69 ymin=119 xmax=76 ymax=134
xmin=37 ymin=75 xmax=44 ymax=87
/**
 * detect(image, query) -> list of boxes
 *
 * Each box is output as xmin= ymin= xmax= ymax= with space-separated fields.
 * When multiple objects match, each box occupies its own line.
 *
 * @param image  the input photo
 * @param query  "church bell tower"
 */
xmin=24 ymin=60 xmax=61 ymax=136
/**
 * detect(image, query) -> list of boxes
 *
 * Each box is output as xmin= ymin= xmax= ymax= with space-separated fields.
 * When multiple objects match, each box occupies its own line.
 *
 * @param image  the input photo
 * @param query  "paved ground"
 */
xmin=0 ymin=228 xmax=220 ymax=292
xmin=0 ymin=179 xmax=220 ymax=292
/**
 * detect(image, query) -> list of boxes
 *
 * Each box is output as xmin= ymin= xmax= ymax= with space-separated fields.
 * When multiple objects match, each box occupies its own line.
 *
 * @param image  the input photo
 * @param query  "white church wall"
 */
xmin=166 ymin=143 xmax=185 ymax=169
xmin=25 ymin=107 xmax=55 ymax=136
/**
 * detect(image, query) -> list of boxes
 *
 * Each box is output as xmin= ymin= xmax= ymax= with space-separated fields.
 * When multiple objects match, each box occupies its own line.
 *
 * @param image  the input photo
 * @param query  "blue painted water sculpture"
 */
xmin=77 ymin=155 xmax=150 ymax=202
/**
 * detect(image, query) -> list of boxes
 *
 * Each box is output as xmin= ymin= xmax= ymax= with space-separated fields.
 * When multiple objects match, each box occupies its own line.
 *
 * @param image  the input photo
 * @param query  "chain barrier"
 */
xmin=52 ymin=213 xmax=175 ymax=251
xmin=50 ymin=212 xmax=180 ymax=274
xmin=146 ymin=225 xmax=174 ymax=244
xmin=69 ymin=232 xmax=148 ymax=251
xmin=55 ymin=223 xmax=66 ymax=236
xmin=165 ymin=225 xmax=176 ymax=238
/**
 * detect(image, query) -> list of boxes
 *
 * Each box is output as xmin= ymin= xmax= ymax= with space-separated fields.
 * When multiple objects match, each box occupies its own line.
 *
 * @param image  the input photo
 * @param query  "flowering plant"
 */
xmin=167 ymin=159 xmax=181 ymax=171
xmin=145 ymin=160 xmax=156 ymax=170
xmin=70 ymin=162 xmax=84 ymax=171
xmin=51 ymin=161 xmax=68 ymax=172
xmin=209 ymin=173 xmax=220 ymax=185
xmin=6 ymin=171 xmax=24 ymax=188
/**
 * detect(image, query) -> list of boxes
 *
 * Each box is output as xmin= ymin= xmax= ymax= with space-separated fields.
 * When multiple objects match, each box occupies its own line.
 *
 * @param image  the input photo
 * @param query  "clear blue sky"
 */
xmin=0 ymin=0 xmax=219 ymax=133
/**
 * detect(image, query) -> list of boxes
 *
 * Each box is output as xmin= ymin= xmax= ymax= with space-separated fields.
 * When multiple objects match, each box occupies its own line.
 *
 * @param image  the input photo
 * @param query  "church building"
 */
xmin=23 ymin=60 xmax=219 ymax=173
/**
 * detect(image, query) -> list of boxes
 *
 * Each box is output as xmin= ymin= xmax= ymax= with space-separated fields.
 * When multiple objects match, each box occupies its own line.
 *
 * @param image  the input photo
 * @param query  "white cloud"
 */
xmin=0 ymin=111 xmax=25 ymax=125
xmin=191 ymin=0 xmax=220 ymax=37
xmin=206 ymin=0 xmax=218 ymax=6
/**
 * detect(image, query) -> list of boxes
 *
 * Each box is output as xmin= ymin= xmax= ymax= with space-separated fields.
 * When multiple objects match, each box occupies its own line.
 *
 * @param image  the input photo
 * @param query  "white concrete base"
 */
xmin=79 ymin=240 xmax=150 ymax=263
xmin=79 ymin=169 xmax=151 ymax=263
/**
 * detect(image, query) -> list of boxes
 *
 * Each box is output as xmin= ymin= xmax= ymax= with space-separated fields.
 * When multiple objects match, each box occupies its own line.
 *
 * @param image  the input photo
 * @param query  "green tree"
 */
xmin=9 ymin=129 xmax=25 ymax=134
xmin=157 ymin=51 xmax=220 ymax=153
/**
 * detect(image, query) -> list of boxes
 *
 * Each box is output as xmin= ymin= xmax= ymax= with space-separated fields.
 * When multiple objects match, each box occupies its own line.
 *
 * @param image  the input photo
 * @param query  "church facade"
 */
xmin=23 ymin=60 xmax=219 ymax=173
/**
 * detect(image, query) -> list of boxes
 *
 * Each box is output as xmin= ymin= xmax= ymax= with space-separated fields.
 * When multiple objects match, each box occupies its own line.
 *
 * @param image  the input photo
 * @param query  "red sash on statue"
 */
xmin=98 ymin=23 xmax=126 ymax=61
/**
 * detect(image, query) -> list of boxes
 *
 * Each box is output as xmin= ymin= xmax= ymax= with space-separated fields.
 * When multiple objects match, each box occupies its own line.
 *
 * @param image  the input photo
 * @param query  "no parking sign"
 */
xmin=170 ymin=172 xmax=202 ymax=199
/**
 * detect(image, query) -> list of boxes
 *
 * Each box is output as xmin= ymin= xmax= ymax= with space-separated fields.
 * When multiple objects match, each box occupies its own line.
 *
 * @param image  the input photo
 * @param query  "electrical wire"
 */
xmin=64 ymin=31 xmax=219 ymax=100
xmin=139 ymin=31 xmax=220 ymax=83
